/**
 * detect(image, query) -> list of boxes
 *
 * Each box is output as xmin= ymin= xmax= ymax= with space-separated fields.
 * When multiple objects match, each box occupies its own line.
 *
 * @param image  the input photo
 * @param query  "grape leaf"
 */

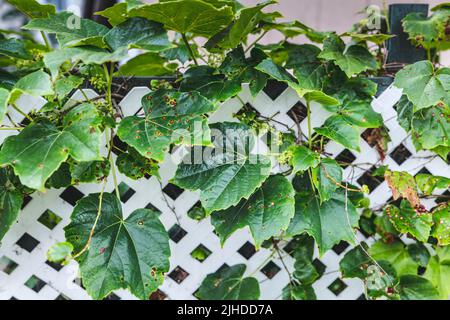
xmin=64 ymin=193 xmax=170 ymax=300
xmin=23 ymin=12 xmax=109 ymax=48
xmin=398 ymin=275 xmax=440 ymax=300
xmin=47 ymin=242 xmax=73 ymax=264
xmin=286 ymin=192 xmax=359 ymax=256
xmin=424 ymin=246 xmax=450 ymax=299
xmin=0 ymin=168 xmax=23 ymax=241
xmin=384 ymin=170 xmax=421 ymax=210
xmin=407 ymin=243 xmax=430 ymax=267
xmin=70 ymin=159 xmax=110 ymax=184
xmin=291 ymin=145 xmax=320 ymax=173
xmin=282 ymin=283 xmax=316 ymax=300
xmin=54 ymin=75 xmax=84 ymax=100
xmin=196 ymin=264 xmax=260 ymax=300
xmin=341 ymin=32 xmax=393 ymax=45
xmin=104 ymin=17 xmax=171 ymax=52
xmin=255 ymin=58 xmax=339 ymax=106
xmin=9 ymin=70 xmax=54 ymax=103
xmin=369 ymin=240 xmax=418 ymax=277
xmin=339 ymin=242 xmax=371 ymax=279
xmin=318 ymin=34 xmax=378 ymax=77
xmin=393 ymin=61 xmax=450 ymax=110
xmin=96 ymin=3 xmax=129 ymax=26
xmin=385 ymin=200 xmax=432 ymax=243
xmin=415 ymin=174 xmax=450 ymax=196
xmin=117 ymin=52 xmax=175 ymax=77
xmin=118 ymin=89 xmax=216 ymax=162
xmin=338 ymin=100 xmax=383 ymax=128
xmin=0 ymin=104 xmax=102 ymax=190
xmin=116 ymin=147 xmax=159 ymax=180
xmin=403 ymin=11 xmax=449 ymax=50
xmin=396 ymin=95 xmax=414 ymax=131
xmin=314 ymin=115 xmax=361 ymax=152
xmin=211 ymin=175 xmax=295 ymax=248
xmin=311 ymin=158 xmax=342 ymax=203
xmin=179 ymin=65 xmax=242 ymax=102
xmin=44 ymin=46 xmax=128 ymax=80
xmin=0 ymin=88 xmax=9 ymax=123
xmin=6 ymin=0 xmax=55 ymax=18
xmin=129 ymin=0 xmax=234 ymax=37
xmin=172 ymin=122 xmax=271 ymax=213
xmin=431 ymin=203 xmax=450 ymax=245
xmin=0 ymin=38 xmax=32 ymax=60
xmin=412 ymin=104 xmax=450 ymax=151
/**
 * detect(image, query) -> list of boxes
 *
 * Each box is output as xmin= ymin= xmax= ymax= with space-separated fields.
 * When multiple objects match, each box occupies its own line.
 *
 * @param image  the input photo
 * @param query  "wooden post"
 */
xmin=386 ymin=4 xmax=429 ymax=71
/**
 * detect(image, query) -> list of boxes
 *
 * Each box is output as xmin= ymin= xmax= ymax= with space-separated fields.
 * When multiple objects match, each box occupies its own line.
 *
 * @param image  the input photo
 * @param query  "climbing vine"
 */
xmin=0 ymin=0 xmax=449 ymax=300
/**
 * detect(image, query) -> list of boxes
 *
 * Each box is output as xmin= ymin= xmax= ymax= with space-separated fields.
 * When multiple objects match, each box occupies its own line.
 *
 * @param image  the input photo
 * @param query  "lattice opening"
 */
xmin=261 ymin=261 xmax=281 ymax=279
xmin=60 ymin=186 xmax=84 ymax=206
xmin=190 ymin=244 xmax=212 ymax=262
xmin=25 ymin=275 xmax=46 ymax=293
xmin=0 ymin=256 xmax=18 ymax=274
xmin=16 ymin=233 xmax=39 ymax=252
xmin=335 ymin=149 xmax=357 ymax=169
xmin=168 ymin=266 xmax=189 ymax=284
xmin=117 ymin=182 xmax=136 ymax=203
xmin=390 ymin=144 xmax=412 ymax=165
xmin=328 ymin=278 xmax=348 ymax=296
xmin=38 ymin=209 xmax=62 ymax=230
xmin=168 ymin=224 xmax=187 ymax=243
xmin=238 ymin=241 xmax=257 ymax=260
xmin=263 ymin=79 xmax=288 ymax=100
xmin=163 ymin=183 xmax=184 ymax=200
xmin=332 ymin=241 xmax=350 ymax=255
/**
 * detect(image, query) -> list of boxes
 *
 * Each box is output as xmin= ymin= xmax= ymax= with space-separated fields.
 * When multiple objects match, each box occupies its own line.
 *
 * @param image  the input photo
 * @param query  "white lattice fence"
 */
xmin=0 ymin=80 xmax=448 ymax=300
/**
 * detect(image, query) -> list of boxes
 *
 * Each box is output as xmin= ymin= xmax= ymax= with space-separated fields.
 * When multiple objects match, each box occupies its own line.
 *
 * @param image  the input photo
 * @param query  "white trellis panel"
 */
xmin=0 ymin=81 xmax=448 ymax=300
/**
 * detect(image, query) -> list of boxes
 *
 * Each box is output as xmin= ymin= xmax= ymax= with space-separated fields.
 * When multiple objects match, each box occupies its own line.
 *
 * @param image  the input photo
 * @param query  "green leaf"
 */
xmin=196 ymin=264 xmax=260 ymax=300
xmin=6 ymin=0 xmax=55 ymax=18
xmin=129 ymin=0 xmax=234 ymax=37
xmin=172 ymin=122 xmax=271 ymax=213
xmin=0 ymin=88 xmax=9 ymax=123
xmin=285 ymin=44 xmax=322 ymax=69
xmin=339 ymin=243 xmax=371 ymax=279
xmin=385 ymin=201 xmax=432 ymax=242
xmin=207 ymin=1 xmax=275 ymax=49
xmin=318 ymin=34 xmax=377 ymax=77
xmin=398 ymin=275 xmax=440 ymax=300
xmin=339 ymin=100 xmax=383 ymax=128
xmin=396 ymin=95 xmax=414 ymax=131
xmin=0 ymin=104 xmax=102 ymax=190
xmin=116 ymin=147 xmax=159 ymax=180
xmin=291 ymin=145 xmax=320 ymax=173
xmin=282 ymin=283 xmax=316 ymax=300
xmin=286 ymin=192 xmax=359 ymax=256
xmin=0 ymin=168 xmax=23 ymax=241
xmin=211 ymin=175 xmax=295 ymax=248
xmin=70 ymin=159 xmax=110 ymax=184
xmin=255 ymin=58 xmax=339 ymax=106
xmin=117 ymin=52 xmax=175 ymax=77
xmin=407 ymin=243 xmax=430 ymax=267
xmin=23 ymin=12 xmax=109 ymax=48
xmin=431 ymin=203 xmax=450 ymax=245
xmin=0 ymin=38 xmax=32 ymax=60
xmin=412 ymin=104 xmax=450 ymax=151
xmin=314 ymin=115 xmax=361 ymax=152
xmin=424 ymin=246 xmax=450 ymax=299
xmin=393 ymin=61 xmax=450 ymax=110
xmin=54 ymin=75 xmax=84 ymax=100
xmin=65 ymin=193 xmax=170 ymax=300
xmin=415 ymin=174 xmax=450 ymax=196
xmin=179 ymin=65 xmax=242 ymax=102
xmin=9 ymin=70 xmax=54 ymax=103
xmin=118 ymin=89 xmax=216 ymax=162
xmin=46 ymin=162 xmax=71 ymax=189
xmin=341 ymin=32 xmax=393 ymax=45
xmin=96 ymin=3 xmax=129 ymax=26
xmin=369 ymin=240 xmax=418 ymax=277
xmin=47 ymin=242 xmax=73 ymax=264
xmin=104 ymin=17 xmax=171 ymax=52
xmin=311 ymin=158 xmax=342 ymax=203
xmin=44 ymin=46 xmax=128 ymax=80
xmin=403 ymin=11 xmax=449 ymax=50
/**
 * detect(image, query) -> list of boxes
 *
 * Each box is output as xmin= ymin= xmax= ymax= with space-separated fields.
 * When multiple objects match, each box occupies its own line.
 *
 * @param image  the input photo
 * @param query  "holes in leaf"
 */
xmin=335 ymin=149 xmax=357 ymax=169
xmin=168 ymin=224 xmax=187 ymax=243
xmin=16 ymin=233 xmax=39 ymax=252
xmin=38 ymin=210 xmax=62 ymax=230
xmin=238 ymin=241 xmax=256 ymax=260
xmin=260 ymin=261 xmax=281 ymax=279
xmin=60 ymin=186 xmax=84 ymax=206
xmin=168 ymin=266 xmax=189 ymax=284
xmin=21 ymin=195 xmax=33 ymax=209
xmin=390 ymin=144 xmax=412 ymax=165
xmin=0 ymin=256 xmax=18 ymax=274
xmin=117 ymin=182 xmax=136 ymax=203
xmin=327 ymin=278 xmax=347 ymax=296
xmin=356 ymin=166 xmax=383 ymax=192
xmin=25 ymin=275 xmax=46 ymax=293
xmin=163 ymin=183 xmax=184 ymax=200
xmin=190 ymin=244 xmax=212 ymax=262
xmin=332 ymin=241 xmax=349 ymax=255
xmin=263 ymin=79 xmax=288 ymax=100
xmin=150 ymin=289 xmax=167 ymax=300
xmin=287 ymin=101 xmax=308 ymax=123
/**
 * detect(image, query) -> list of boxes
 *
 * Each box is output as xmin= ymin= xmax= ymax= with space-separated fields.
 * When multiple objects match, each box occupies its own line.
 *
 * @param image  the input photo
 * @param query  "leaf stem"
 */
xmin=0 ymin=126 xmax=23 ymax=131
xmin=244 ymin=30 xmax=268 ymax=54
xmin=40 ymin=31 xmax=51 ymax=50
xmin=181 ymin=33 xmax=198 ymax=66
xmin=12 ymin=103 xmax=33 ymax=122
xmin=107 ymin=129 xmax=120 ymax=200
xmin=306 ymin=100 xmax=312 ymax=148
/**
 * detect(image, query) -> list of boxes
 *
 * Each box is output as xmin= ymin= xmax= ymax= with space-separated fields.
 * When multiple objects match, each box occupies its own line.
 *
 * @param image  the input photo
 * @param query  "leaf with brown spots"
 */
xmin=385 ymin=170 xmax=421 ymax=210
